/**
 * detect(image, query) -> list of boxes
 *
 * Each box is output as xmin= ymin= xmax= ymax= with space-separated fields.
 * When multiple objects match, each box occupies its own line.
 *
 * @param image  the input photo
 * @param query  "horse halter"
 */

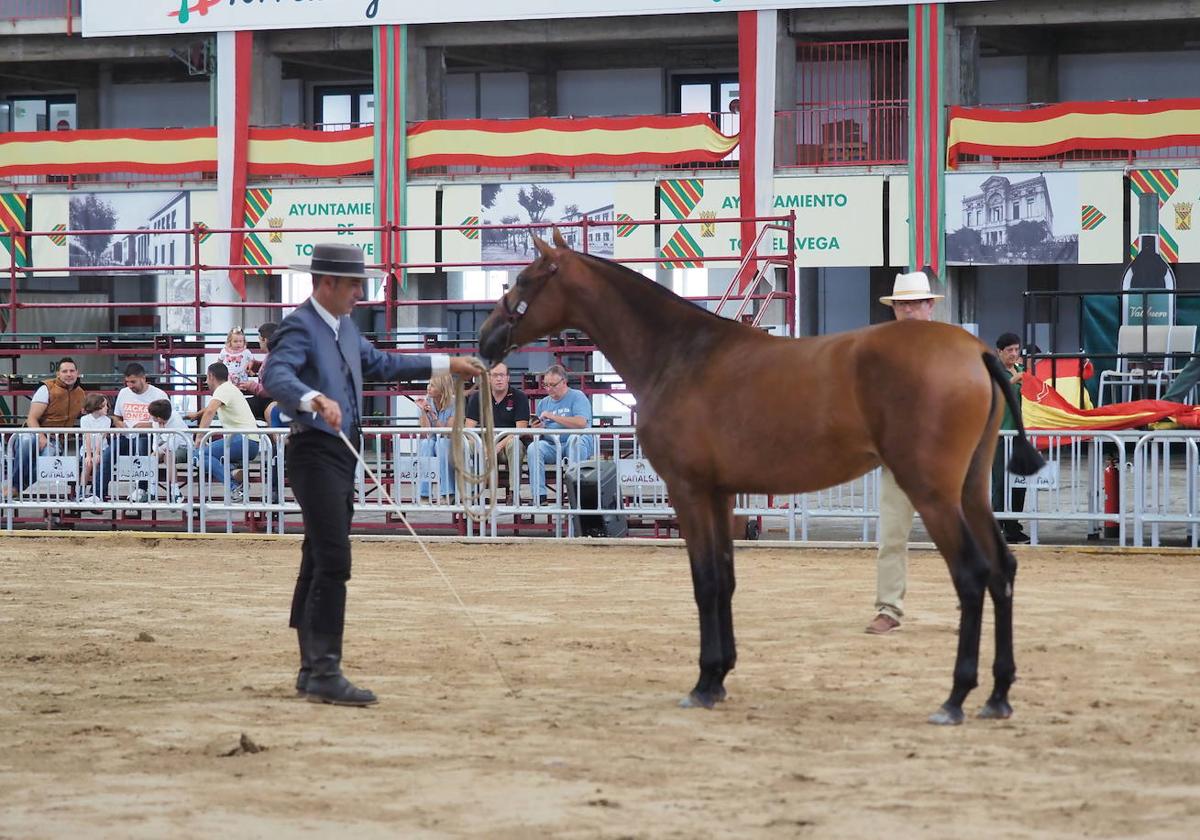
xmin=496 ymin=261 xmax=556 ymax=351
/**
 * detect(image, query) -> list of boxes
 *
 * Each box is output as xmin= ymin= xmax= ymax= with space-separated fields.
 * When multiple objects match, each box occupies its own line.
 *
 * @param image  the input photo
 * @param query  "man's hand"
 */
xmin=450 ymin=356 xmax=486 ymax=379
xmin=1011 ymin=371 xmax=1025 ymax=384
xmin=312 ymin=394 xmax=342 ymax=429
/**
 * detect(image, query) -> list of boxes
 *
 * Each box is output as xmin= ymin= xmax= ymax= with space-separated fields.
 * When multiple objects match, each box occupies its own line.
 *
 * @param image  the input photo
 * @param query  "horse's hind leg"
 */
xmin=912 ymin=497 xmax=991 ymax=726
xmin=963 ymin=435 xmax=1018 ymax=720
xmin=674 ymin=487 xmax=736 ymax=709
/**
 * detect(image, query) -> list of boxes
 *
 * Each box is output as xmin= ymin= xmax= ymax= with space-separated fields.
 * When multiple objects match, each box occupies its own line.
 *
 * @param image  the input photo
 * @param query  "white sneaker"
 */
xmin=228 ymin=485 xmax=244 ymax=503
xmin=169 ymin=484 xmax=184 ymax=504
xmin=81 ymin=494 xmax=102 ymax=506
xmin=128 ymin=489 xmax=148 ymax=504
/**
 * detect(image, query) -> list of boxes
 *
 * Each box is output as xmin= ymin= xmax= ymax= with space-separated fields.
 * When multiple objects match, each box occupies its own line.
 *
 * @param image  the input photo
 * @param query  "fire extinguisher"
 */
xmin=1103 ymin=456 xmax=1120 ymax=539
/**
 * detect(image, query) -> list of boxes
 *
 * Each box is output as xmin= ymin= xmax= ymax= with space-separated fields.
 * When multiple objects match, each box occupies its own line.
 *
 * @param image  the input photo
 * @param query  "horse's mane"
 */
xmin=575 ymin=252 xmax=735 ymax=326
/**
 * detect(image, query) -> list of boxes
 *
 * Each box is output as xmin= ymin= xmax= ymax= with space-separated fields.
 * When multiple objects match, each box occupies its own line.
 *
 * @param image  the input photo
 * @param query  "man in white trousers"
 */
xmin=866 ymin=269 xmax=944 ymax=635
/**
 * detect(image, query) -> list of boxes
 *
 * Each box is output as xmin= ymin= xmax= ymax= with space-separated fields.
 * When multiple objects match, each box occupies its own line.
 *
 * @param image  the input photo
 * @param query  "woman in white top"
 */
xmin=78 ymin=392 xmax=111 ymax=503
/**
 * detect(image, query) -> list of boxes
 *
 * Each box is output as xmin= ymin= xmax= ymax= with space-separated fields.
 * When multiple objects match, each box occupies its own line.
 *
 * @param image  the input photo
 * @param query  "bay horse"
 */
xmin=478 ymin=232 xmax=1044 ymax=725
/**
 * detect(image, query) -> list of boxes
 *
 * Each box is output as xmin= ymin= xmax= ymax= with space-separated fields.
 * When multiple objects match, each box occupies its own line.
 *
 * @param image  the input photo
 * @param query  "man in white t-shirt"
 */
xmin=195 ymin=361 xmax=259 ymax=502
xmin=105 ymin=362 xmax=169 ymax=502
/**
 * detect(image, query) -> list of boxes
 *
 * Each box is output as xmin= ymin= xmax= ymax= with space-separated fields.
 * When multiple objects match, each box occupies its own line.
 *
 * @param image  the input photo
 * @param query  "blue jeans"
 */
xmin=99 ymin=434 xmax=150 ymax=499
xmin=526 ymin=433 xmax=594 ymax=500
xmin=418 ymin=435 xmax=454 ymax=499
xmin=9 ymin=435 xmax=58 ymax=492
xmin=198 ymin=434 xmax=260 ymax=490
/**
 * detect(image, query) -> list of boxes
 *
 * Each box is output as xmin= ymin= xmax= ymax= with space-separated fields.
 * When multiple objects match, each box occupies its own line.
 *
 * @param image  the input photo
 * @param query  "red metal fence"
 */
xmin=780 ymin=39 xmax=908 ymax=167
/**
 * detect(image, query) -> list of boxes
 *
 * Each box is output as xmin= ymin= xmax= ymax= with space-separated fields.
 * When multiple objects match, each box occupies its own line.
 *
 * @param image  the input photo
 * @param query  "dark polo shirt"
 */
xmin=465 ymin=386 xmax=531 ymax=428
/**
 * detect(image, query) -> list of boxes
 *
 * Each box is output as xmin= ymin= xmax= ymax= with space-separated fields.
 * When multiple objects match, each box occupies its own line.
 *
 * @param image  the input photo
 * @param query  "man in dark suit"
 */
xmin=263 ymin=243 xmax=477 ymax=707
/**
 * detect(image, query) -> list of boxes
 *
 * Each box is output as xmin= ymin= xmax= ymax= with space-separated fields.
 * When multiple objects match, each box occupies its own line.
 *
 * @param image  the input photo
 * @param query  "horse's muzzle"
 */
xmin=477 ymin=320 xmax=512 ymax=367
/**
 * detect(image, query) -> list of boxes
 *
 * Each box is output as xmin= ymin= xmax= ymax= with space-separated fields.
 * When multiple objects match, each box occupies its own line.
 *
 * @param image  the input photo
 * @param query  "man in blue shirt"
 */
xmin=526 ymin=364 xmax=594 ymax=505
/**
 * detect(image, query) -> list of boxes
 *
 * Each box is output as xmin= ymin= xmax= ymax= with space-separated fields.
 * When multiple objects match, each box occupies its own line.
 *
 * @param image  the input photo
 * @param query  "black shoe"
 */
xmin=304 ymin=631 xmax=378 ymax=707
xmin=294 ymin=628 xmax=312 ymax=698
xmin=1005 ymin=529 xmax=1031 ymax=544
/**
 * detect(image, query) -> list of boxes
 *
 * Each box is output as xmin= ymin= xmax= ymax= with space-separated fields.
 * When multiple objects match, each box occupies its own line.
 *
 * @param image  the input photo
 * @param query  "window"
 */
xmin=5 ymin=95 xmax=76 ymax=132
xmin=1012 ymin=202 xmax=1020 ymax=219
xmin=672 ymin=73 xmax=740 ymax=160
xmin=989 ymin=207 xmax=1001 ymax=223
xmin=314 ymin=85 xmax=374 ymax=131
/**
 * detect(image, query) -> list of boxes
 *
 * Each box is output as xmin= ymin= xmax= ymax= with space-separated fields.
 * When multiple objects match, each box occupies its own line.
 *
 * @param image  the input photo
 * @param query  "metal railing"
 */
xmin=1132 ymin=431 xmax=1200 ymax=548
xmin=0 ymin=426 xmax=1191 ymax=548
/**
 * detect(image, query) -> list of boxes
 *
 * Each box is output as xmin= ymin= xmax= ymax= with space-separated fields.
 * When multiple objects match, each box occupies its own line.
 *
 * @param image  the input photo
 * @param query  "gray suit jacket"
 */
xmin=262 ymin=299 xmax=435 ymax=437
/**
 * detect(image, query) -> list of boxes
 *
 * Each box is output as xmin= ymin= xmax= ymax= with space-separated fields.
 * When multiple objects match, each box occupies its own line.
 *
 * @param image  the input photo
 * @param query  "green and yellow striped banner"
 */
xmin=460 ymin=216 xmax=480 ymax=240
xmin=616 ymin=213 xmax=638 ymax=238
xmin=243 ymin=188 xmax=273 ymax=227
xmin=0 ymin=193 xmax=30 ymax=268
xmin=242 ymin=231 xmax=273 ymax=275
xmin=660 ymin=226 xmax=703 ymax=268
xmin=660 ymin=179 xmax=704 ymax=220
xmin=49 ymin=223 xmax=68 ymax=247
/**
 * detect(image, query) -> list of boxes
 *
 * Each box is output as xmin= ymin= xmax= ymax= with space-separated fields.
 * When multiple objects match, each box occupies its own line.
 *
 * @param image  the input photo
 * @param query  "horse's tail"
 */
xmin=982 ymin=351 xmax=1046 ymax=477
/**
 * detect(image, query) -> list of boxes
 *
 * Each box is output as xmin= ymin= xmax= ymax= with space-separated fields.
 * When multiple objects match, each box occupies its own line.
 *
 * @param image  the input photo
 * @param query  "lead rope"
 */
xmin=337 ymin=424 xmax=516 ymax=697
xmin=450 ymin=361 xmax=499 ymax=524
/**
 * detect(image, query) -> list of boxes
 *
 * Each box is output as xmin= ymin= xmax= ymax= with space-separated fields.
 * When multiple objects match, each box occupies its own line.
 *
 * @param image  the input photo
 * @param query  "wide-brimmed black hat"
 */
xmin=288 ymin=242 xmax=382 ymax=278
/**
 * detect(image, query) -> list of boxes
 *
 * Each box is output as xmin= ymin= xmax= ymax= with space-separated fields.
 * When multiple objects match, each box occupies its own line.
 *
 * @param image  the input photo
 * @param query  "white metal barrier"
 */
xmin=1132 ymin=431 xmax=1200 ymax=548
xmin=0 ymin=426 xmax=1194 ymax=547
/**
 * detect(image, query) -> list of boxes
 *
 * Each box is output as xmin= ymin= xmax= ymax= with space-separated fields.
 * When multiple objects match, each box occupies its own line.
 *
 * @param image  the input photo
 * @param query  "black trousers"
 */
xmin=288 ymin=432 xmax=358 ymax=635
xmin=991 ymin=445 xmax=1027 ymax=533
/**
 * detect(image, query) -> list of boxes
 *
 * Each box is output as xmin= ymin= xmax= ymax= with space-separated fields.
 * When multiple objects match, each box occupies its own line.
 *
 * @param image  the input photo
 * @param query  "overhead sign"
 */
xmin=84 ymin=1 xmax=995 ymax=37
xmin=659 ymin=175 xmax=885 ymax=268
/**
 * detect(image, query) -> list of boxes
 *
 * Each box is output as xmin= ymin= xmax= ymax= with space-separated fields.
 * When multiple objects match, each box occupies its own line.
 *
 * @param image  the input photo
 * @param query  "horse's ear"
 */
xmin=552 ymin=227 xmax=568 ymax=249
xmin=533 ymin=235 xmax=553 ymax=259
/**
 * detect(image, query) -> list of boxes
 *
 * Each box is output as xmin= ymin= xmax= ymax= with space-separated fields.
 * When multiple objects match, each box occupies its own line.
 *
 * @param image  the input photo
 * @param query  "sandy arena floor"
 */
xmin=1 ymin=534 xmax=1198 ymax=839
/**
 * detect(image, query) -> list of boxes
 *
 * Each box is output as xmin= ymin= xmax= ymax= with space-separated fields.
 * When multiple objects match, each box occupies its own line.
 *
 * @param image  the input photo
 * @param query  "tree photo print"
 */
xmin=480 ymin=182 xmax=615 ymax=267
xmin=68 ymin=191 xmax=190 ymax=271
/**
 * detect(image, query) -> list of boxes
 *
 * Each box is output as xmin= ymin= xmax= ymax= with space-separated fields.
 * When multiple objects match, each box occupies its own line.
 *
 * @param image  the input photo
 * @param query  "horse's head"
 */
xmin=478 ymin=230 xmax=572 ymax=366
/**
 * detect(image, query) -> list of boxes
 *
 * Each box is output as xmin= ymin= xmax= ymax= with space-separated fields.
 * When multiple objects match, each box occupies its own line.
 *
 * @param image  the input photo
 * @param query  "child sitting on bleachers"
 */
xmin=217 ymin=327 xmax=255 ymax=387
xmin=148 ymin=398 xmax=190 ymax=503
xmin=78 ymin=392 xmax=111 ymax=504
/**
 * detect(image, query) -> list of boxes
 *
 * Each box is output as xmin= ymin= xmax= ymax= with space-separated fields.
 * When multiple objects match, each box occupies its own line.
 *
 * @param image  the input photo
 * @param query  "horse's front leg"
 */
xmin=675 ymin=490 xmax=736 ymax=709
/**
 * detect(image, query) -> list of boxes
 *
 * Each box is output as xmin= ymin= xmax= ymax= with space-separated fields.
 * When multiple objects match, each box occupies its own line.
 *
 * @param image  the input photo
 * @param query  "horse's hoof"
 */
xmin=678 ymin=691 xmax=717 ymax=710
xmin=977 ymin=700 xmax=1013 ymax=720
xmin=927 ymin=704 xmax=965 ymax=726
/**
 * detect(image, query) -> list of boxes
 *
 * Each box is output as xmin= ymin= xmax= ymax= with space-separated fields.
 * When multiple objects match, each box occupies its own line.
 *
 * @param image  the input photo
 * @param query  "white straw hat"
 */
xmin=879 ymin=270 xmax=944 ymax=305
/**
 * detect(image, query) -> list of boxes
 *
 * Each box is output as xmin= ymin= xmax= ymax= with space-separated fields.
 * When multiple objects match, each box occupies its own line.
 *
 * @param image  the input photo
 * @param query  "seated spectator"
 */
xmin=526 ymin=364 xmax=594 ymax=506
xmin=109 ymin=362 xmax=169 ymax=503
xmin=218 ymin=327 xmax=255 ymax=388
xmin=194 ymin=362 xmax=260 ymax=502
xmin=243 ymin=322 xmax=278 ymax=420
xmin=8 ymin=357 xmax=84 ymax=498
xmin=148 ymin=399 xmax=190 ymax=503
xmin=77 ymin=392 xmax=111 ymax=504
xmin=416 ymin=373 xmax=456 ymax=503
xmin=465 ymin=362 xmax=529 ymax=502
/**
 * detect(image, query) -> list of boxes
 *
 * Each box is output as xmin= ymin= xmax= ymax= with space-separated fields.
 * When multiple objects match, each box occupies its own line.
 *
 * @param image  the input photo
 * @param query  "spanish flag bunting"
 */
xmin=1021 ymin=373 xmax=1200 ymax=444
xmin=948 ymin=99 xmax=1200 ymax=167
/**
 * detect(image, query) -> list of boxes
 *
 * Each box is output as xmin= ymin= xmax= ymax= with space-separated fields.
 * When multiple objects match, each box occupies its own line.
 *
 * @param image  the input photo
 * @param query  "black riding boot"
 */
xmin=305 ymin=631 xmax=378 ymax=707
xmin=294 ymin=628 xmax=312 ymax=697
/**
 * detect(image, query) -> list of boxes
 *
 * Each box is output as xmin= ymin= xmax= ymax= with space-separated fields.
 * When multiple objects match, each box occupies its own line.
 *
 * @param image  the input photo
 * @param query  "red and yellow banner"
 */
xmin=1021 ymin=373 xmax=1200 ymax=439
xmin=406 ymin=114 xmax=737 ymax=169
xmin=948 ymin=99 xmax=1200 ymax=168
xmin=0 ymin=116 xmax=736 ymax=178
xmin=0 ymin=128 xmax=217 ymax=176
